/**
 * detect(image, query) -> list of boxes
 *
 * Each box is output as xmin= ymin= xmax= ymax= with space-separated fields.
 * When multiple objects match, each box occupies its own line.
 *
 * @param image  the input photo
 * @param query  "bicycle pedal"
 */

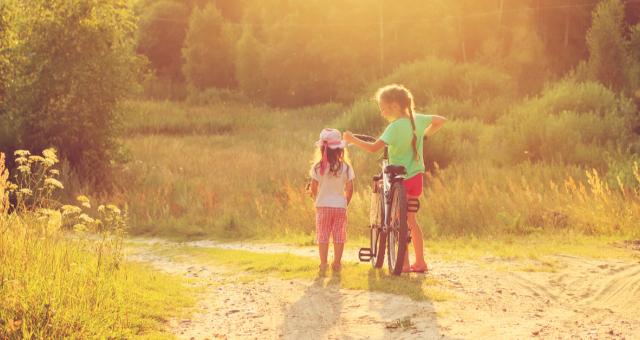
xmin=358 ymin=248 xmax=372 ymax=262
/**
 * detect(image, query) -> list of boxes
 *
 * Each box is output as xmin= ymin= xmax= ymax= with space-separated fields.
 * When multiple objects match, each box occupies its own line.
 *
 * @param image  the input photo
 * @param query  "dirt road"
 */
xmin=128 ymin=239 xmax=640 ymax=339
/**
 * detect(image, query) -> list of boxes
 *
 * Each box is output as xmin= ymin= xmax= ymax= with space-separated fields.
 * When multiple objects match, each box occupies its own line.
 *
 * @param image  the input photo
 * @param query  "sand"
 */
xmin=128 ymin=239 xmax=640 ymax=339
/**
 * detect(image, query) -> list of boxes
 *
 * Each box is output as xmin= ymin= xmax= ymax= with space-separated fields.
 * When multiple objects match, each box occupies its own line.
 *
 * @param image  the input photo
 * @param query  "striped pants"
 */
xmin=315 ymin=207 xmax=347 ymax=244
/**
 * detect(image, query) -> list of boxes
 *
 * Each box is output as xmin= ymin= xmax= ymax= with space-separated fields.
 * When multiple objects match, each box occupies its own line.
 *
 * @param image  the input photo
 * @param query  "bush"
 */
xmin=4 ymin=0 xmax=142 ymax=184
xmin=531 ymin=80 xmax=635 ymax=116
xmin=494 ymin=81 xmax=635 ymax=167
xmin=368 ymin=57 xmax=515 ymax=110
xmin=141 ymin=73 xmax=188 ymax=101
xmin=333 ymin=99 xmax=386 ymax=136
xmin=424 ymin=119 xmax=493 ymax=170
xmin=335 ymin=57 xmax=517 ymax=133
xmin=186 ymin=88 xmax=249 ymax=106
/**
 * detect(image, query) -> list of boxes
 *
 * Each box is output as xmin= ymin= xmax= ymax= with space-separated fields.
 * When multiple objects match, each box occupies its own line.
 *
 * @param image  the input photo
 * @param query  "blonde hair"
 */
xmin=375 ymin=84 xmax=419 ymax=161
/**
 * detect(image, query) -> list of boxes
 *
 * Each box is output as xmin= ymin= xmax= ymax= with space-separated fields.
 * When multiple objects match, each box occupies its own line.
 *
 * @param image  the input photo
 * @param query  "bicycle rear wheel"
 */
xmin=370 ymin=188 xmax=386 ymax=268
xmin=387 ymin=181 xmax=408 ymax=276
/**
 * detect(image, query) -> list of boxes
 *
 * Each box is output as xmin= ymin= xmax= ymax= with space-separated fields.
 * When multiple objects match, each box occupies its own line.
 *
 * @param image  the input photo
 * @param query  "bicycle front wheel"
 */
xmin=370 ymin=188 xmax=386 ymax=268
xmin=387 ymin=181 xmax=408 ymax=276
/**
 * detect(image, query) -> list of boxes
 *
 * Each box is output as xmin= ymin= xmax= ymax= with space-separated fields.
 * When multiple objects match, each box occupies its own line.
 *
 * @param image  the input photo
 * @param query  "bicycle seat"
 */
xmin=384 ymin=165 xmax=406 ymax=177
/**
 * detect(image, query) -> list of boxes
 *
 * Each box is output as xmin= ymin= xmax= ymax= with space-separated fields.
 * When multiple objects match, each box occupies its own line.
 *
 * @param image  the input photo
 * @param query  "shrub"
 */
xmin=494 ymin=81 xmax=635 ymax=167
xmin=424 ymin=119 xmax=493 ymax=170
xmin=368 ymin=57 xmax=515 ymax=109
xmin=333 ymin=99 xmax=386 ymax=136
xmin=4 ymin=0 xmax=142 ymax=184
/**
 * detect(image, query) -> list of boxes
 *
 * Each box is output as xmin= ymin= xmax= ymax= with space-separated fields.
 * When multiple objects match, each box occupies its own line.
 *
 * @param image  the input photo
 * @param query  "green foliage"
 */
xmin=182 ymin=3 xmax=236 ymax=90
xmin=629 ymin=23 xmax=640 ymax=91
xmin=333 ymin=100 xmax=386 ymax=135
xmin=4 ymin=0 xmax=142 ymax=184
xmin=494 ymin=81 xmax=635 ymax=167
xmin=186 ymin=88 xmax=249 ymax=106
xmin=258 ymin=1 xmax=377 ymax=107
xmin=137 ymin=0 xmax=190 ymax=81
xmin=478 ymin=21 xmax=549 ymax=95
xmin=423 ymin=119 xmax=492 ymax=169
xmin=371 ymin=57 xmax=515 ymax=106
xmin=235 ymin=23 xmax=264 ymax=98
xmin=586 ymin=0 xmax=638 ymax=93
xmin=141 ymin=73 xmax=189 ymax=101
xmin=336 ymin=57 xmax=516 ymax=135
xmin=118 ymin=99 xmax=640 ymax=239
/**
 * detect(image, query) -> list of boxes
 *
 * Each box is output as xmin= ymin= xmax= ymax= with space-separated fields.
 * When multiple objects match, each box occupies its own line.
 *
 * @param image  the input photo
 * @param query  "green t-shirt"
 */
xmin=379 ymin=113 xmax=433 ymax=179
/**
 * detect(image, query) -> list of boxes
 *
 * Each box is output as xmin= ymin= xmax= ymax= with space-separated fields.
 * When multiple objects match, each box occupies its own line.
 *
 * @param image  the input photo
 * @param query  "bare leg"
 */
xmin=319 ymin=243 xmax=329 ymax=270
xmin=407 ymin=197 xmax=427 ymax=270
xmin=332 ymin=243 xmax=344 ymax=271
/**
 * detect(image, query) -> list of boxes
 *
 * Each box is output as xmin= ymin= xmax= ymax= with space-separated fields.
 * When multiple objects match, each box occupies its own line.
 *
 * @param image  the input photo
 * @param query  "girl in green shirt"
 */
xmin=343 ymin=84 xmax=446 ymax=273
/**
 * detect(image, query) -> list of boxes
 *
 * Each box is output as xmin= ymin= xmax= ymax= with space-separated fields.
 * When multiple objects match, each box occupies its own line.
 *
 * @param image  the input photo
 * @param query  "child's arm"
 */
xmin=343 ymin=131 xmax=385 ymax=153
xmin=310 ymin=179 xmax=319 ymax=199
xmin=424 ymin=115 xmax=447 ymax=137
xmin=345 ymin=180 xmax=353 ymax=206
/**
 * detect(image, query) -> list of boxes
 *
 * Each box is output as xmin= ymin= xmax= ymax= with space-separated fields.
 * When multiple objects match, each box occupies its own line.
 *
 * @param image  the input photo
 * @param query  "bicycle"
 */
xmin=353 ymin=134 xmax=409 ymax=276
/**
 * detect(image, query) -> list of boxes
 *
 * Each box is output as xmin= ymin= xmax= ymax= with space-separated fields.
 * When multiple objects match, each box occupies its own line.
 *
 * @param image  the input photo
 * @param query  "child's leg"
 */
xmin=407 ymin=201 xmax=427 ymax=270
xmin=333 ymin=243 xmax=344 ymax=267
xmin=319 ymin=243 xmax=330 ymax=268
xmin=316 ymin=208 xmax=331 ymax=269
xmin=331 ymin=208 xmax=347 ymax=271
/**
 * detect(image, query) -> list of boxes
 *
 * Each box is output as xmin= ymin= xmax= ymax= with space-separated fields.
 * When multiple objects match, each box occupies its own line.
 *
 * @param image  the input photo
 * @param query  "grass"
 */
xmin=425 ymin=233 xmax=639 ymax=261
xmin=0 ymin=152 xmax=195 ymax=339
xmin=151 ymin=245 xmax=452 ymax=302
xmin=113 ymin=98 xmax=640 ymax=242
xmin=0 ymin=216 xmax=195 ymax=338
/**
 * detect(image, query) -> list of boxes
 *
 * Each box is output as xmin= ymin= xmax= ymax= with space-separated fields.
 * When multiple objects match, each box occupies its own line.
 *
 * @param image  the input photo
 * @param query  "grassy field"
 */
xmin=0 ymin=152 xmax=195 ymax=339
xmin=113 ymin=97 xmax=640 ymax=243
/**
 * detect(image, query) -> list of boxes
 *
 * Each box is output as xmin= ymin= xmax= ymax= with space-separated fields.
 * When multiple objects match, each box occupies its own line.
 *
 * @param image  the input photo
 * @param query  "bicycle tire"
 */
xmin=387 ymin=181 xmax=408 ymax=276
xmin=370 ymin=189 xmax=386 ymax=268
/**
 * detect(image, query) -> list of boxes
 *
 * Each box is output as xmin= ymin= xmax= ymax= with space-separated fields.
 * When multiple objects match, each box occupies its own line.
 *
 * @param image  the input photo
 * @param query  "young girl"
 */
xmin=309 ymin=128 xmax=355 ymax=273
xmin=343 ymin=84 xmax=446 ymax=273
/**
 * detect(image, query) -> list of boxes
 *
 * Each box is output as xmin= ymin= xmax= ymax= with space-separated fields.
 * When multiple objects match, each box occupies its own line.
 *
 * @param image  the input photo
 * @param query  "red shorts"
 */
xmin=403 ymin=173 xmax=423 ymax=197
xmin=315 ymin=207 xmax=347 ymax=244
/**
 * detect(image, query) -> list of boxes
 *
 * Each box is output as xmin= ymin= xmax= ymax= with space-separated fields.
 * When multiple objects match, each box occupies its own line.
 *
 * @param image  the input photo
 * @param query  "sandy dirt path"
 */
xmin=128 ymin=238 xmax=640 ymax=339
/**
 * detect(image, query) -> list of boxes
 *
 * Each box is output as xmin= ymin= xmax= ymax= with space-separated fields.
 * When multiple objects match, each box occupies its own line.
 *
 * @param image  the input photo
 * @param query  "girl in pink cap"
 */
xmin=309 ymin=128 xmax=355 ymax=273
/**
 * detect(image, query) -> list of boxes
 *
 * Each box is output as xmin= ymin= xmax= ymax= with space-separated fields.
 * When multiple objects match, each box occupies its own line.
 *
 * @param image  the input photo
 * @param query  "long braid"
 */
xmin=407 ymin=106 xmax=419 ymax=161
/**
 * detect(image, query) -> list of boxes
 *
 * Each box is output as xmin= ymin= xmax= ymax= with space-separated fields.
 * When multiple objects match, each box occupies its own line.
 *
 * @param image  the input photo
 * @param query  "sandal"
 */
xmin=331 ymin=262 xmax=341 ymax=272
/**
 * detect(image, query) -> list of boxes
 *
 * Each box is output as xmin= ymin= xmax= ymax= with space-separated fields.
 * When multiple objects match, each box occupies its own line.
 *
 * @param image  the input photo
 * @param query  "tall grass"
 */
xmin=116 ymin=95 xmax=639 ymax=241
xmin=0 ymin=151 xmax=193 ymax=338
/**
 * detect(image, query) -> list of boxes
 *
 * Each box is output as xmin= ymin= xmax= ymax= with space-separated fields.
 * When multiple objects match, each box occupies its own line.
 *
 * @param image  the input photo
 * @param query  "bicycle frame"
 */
xmin=354 ymin=134 xmax=409 ymax=274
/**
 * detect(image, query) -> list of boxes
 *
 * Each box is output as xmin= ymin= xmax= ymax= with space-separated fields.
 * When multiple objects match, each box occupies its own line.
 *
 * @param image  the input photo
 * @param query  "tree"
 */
xmin=6 ymin=0 xmax=142 ymax=183
xmin=586 ymin=0 xmax=633 ymax=92
xmin=182 ymin=4 xmax=236 ymax=90
xmin=235 ymin=24 xmax=264 ymax=98
xmin=137 ymin=0 xmax=190 ymax=81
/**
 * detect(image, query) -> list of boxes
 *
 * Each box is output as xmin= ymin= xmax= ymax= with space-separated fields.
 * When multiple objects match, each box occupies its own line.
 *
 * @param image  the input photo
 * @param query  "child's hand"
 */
xmin=342 ymin=131 xmax=354 ymax=143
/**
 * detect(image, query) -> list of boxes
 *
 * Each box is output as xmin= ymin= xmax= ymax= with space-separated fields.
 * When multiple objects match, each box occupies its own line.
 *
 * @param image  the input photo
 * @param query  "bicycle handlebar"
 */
xmin=352 ymin=134 xmax=377 ymax=143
